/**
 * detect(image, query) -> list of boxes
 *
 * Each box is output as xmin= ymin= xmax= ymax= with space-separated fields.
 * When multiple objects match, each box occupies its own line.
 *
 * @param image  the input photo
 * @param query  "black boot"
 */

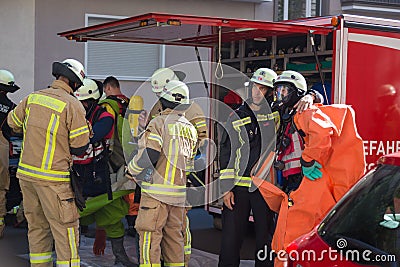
xmin=126 ymin=215 xmax=137 ymax=237
xmin=110 ymin=236 xmax=138 ymax=267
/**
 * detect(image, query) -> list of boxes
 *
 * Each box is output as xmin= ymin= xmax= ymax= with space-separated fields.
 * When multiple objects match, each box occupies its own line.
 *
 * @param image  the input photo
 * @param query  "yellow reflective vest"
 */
xmin=7 ymin=80 xmax=90 ymax=184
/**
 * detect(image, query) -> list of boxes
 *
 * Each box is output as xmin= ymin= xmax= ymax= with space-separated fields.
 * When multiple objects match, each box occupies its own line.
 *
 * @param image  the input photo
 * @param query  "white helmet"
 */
xmin=0 ymin=70 xmax=20 ymax=93
xmin=250 ymin=68 xmax=277 ymax=88
xmin=74 ymin=78 xmax=102 ymax=101
xmin=151 ymin=68 xmax=179 ymax=93
xmin=274 ymin=70 xmax=307 ymax=93
xmin=52 ymin=58 xmax=85 ymax=89
xmin=150 ymin=67 xmax=186 ymax=94
xmin=160 ymin=80 xmax=190 ymax=104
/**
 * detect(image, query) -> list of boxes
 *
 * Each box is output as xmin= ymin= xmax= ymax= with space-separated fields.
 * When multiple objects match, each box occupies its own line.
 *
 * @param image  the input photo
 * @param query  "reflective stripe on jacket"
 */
xmin=129 ymin=108 xmax=198 ymax=205
xmin=149 ymin=100 xmax=208 ymax=146
xmin=7 ymin=80 xmax=90 ymax=184
xmin=219 ymin=101 xmax=277 ymax=193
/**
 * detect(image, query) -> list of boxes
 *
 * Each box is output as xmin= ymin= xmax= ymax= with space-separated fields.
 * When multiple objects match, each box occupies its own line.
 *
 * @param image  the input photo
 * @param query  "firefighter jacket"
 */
xmin=219 ymin=100 xmax=277 ymax=193
xmin=128 ymin=108 xmax=198 ymax=205
xmin=7 ymin=80 xmax=90 ymax=185
xmin=0 ymin=92 xmax=16 ymax=141
xmin=254 ymin=104 xmax=365 ymax=266
xmin=149 ymin=100 xmax=207 ymax=147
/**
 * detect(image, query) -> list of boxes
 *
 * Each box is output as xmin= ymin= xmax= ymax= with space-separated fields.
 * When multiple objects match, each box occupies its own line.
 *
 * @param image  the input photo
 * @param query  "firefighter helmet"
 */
xmin=74 ymin=78 xmax=103 ymax=101
xmin=274 ymin=70 xmax=307 ymax=107
xmin=151 ymin=67 xmax=186 ymax=94
xmin=0 ymin=70 xmax=20 ymax=93
xmin=274 ymin=70 xmax=307 ymax=94
xmin=160 ymin=80 xmax=190 ymax=104
xmin=52 ymin=58 xmax=85 ymax=89
xmin=377 ymin=84 xmax=396 ymax=98
xmin=250 ymin=68 xmax=277 ymax=88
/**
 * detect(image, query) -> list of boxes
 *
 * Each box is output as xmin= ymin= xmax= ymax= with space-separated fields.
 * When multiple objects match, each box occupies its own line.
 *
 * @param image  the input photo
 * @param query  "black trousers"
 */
xmin=219 ymin=186 xmax=276 ymax=267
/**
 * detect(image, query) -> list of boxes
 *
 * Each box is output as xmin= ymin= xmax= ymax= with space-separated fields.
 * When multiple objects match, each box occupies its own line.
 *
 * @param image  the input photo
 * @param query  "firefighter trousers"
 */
xmin=0 ymin=132 xmax=9 ymax=227
xmin=20 ymin=180 xmax=80 ymax=267
xmin=183 ymin=213 xmax=191 ymax=266
xmin=219 ymin=187 xmax=276 ymax=267
xmin=136 ymin=194 xmax=185 ymax=267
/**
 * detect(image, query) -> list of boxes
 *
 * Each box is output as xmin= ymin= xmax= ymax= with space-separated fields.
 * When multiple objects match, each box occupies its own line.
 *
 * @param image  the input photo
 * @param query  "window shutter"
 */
xmin=86 ymin=16 xmax=162 ymax=80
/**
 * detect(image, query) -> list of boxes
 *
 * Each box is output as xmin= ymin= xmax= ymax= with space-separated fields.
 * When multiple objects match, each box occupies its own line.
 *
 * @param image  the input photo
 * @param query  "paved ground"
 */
xmin=0 ymin=208 xmax=256 ymax=266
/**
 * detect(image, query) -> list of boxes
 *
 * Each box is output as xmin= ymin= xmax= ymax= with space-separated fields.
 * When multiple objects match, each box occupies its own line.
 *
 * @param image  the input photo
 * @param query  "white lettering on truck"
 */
xmin=363 ymin=140 xmax=400 ymax=156
xmin=363 ymin=140 xmax=400 ymax=170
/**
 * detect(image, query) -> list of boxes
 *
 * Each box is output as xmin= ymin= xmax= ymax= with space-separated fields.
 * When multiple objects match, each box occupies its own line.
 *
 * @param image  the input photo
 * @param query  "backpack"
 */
xmin=99 ymin=96 xmax=131 ymax=171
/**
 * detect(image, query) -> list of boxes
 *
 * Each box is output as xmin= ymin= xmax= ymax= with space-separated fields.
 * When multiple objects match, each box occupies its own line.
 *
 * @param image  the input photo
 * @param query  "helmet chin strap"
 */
xmin=69 ymin=81 xmax=80 ymax=92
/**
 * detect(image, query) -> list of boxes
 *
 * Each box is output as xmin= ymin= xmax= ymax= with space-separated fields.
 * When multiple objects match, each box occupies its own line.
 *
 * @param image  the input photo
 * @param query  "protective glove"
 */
xmin=301 ymin=161 xmax=322 ymax=181
xmin=93 ymin=228 xmax=107 ymax=255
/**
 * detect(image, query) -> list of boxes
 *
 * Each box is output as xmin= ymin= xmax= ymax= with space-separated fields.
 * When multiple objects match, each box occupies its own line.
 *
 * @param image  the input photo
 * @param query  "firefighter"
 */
xmin=219 ymin=68 xmax=278 ymax=267
xmin=268 ymin=70 xmax=365 ymax=266
xmin=148 ymin=67 xmax=207 ymax=149
xmin=273 ymin=72 xmax=309 ymax=194
xmin=98 ymin=76 xmax=140 ymax=260
xmin=218 ymin=68 xmax=322 ymax=267
xmin=137 ymin=67 xmax=208 ymax=265
xmin=87 ymin=76 xmax=136 ymax=263
xmin=127 ymin=80 xmax=198 ymax=267
xmin=99 ymin=76 xmax=134 ymax=233
xmin=376 ymin=84 xmax=400 ymax=139
xmin=0 ymin=69 xmax=19 ymax=238
xmin=7 ymin=59 xmax=90 ymax=266
xmin=72 ymin=78 xmax=136 ymax=266
xmin=73 ymin=78 xmax=114 ymax=197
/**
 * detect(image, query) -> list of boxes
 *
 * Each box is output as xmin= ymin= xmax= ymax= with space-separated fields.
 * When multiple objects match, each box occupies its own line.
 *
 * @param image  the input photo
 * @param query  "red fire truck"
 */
xmin=60 ymin=13 xmax=400 ymax=220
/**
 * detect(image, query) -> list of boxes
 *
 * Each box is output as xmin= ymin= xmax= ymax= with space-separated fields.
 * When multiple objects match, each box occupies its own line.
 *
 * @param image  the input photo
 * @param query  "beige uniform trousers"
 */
xmin=20 ymin=180 xmax=80 ymax=267
xmin=183 ymin=212 xmax=191 ymax=266
xmin=136 ymin=194 xmax=185 ymax=267
xmin=0 ymin=132 xmax=9 ymax=226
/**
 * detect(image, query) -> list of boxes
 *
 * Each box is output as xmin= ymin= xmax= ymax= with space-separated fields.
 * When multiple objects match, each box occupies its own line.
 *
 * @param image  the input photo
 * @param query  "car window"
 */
xmin=318 ymin=164 xmax=400 ymax=265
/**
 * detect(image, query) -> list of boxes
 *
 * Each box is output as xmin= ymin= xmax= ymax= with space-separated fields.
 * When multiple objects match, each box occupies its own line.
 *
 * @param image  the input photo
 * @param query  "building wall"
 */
xmin=3 ymin=0 xmax=399 ymax=102
xmin=327 ymin=0 xmax=343 ymax=16
xmin=34 ymin=0 xmax=274 ymax=101
xmin=0 ymin=0 xmax=35 ymax=103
